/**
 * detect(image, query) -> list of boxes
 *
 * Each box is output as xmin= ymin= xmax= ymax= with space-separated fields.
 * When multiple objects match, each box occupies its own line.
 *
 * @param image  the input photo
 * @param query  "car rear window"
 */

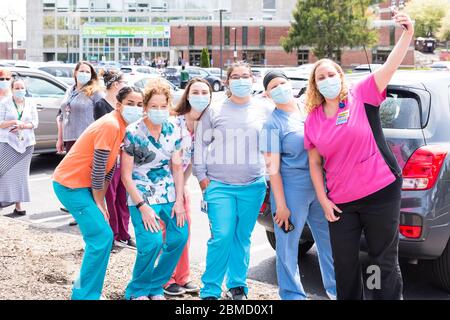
xmin=380 ymin=89 xmax=430 ymax=129
xmin=121 ymin=68 xmax=132 ymax=73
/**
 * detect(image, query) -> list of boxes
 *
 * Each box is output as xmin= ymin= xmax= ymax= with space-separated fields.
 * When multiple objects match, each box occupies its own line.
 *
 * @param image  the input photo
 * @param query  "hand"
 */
xmin=392 ymin=10 xmax=414 ymax=35
xmin=200 ymin=178 xmax=210 ymax=191
xmin=320 ymin=198 xmax=342 ymax=223
xmin=171 ymin=200 xmax=186 ymax=228
xmin=140 ymin=204 xmax=161 ymax=233
xmin=98 ymin=203 xmax=110 ymax=222
xmin=274 ymin=205 xmax=292 ymax=232
xmin=56 ymin=138 xmax=64 ymax=154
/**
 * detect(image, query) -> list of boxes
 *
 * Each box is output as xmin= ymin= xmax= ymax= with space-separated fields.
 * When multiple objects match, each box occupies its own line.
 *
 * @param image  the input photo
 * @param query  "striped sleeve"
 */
xmin=105 ymin=162 xmax=117 ymax=182
xmin=91 ymin=149 xmax=110 ymax=190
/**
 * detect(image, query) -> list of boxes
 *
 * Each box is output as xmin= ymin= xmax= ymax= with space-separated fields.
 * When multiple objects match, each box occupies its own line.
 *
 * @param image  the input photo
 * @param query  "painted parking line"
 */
xmin=29 ymin=175 xmax=52 ymax=182
xmin=29 ymin=214 xmax=72 ymax=224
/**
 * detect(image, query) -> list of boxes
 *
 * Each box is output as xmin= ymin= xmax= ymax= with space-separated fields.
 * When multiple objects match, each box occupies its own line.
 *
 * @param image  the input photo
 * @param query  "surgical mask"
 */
xmin=147 ymin=109 xmax=170 ymax=125
xmin=270 ymin=84 xmax=293 ymax=105
xmin=188 ymin=95 xmax=210 ymax=113
xmin=229 ymin=78 xmax=253 ymax=98
xmin=77 ymin=72 xmax=91 ymax=86
xmin=0 ymin=80 xmax=9 ymax=90
xmin=121 ymin=105 xmax=142 ymax=124
xmin=317 ymin=76 xmax=342 ymax=100
xmin=13 ymin=89 xmax=26 ymax=99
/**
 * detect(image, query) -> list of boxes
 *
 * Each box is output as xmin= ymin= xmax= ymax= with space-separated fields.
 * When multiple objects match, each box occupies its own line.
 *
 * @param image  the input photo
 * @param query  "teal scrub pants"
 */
xmin=200 ymin=177 xmax=266 ymax=299
xmin=53 ymin=181 xmax=114 ymax=300
xmin=125 ymin=203 xmax=189 ymax=299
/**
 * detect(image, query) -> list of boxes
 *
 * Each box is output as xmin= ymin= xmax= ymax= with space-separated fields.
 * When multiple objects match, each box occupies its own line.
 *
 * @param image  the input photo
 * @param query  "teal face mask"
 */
xmin=148 ymin=109 xmax=170 ymax=125
xmin=317 ymin=76 xmax=341 ymax=100
xmin=188 ymin=95 xmax=210 ymax=113
xmin=121 ymin=105 xmax=142 ymax=124
xmin=229 ymin=78 xmax=253 ymax=98
xmin=270 ymin=84 xmax=293 ymax=105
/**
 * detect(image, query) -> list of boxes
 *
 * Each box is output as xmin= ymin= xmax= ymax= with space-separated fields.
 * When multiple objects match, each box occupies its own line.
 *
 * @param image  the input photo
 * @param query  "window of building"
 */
xmin=43 ymin=16 xmax=55 ymax=30
xmin=242 ymin=26 xmax=248 ymax=46
xmin=298 ymin=50 xmax=309 ymax=65
xmin=372 ymin=49 xmax=391 ymax=64
xmin=189 ymin=26 xmax=195 ymax=46
xmin=263 ymin=0 xmax=276 ymax=11
xmin=57 ymin=17 xmax=68 ymax=30
xmin=207 ymin=26 xmax=213 ymax=46
xmin=57 ymin=35 xmax=69 ymax=48
xmin=390 ymin=26 xmax=396 ymax=47
xmin=43 ymin=0 xmax=56 ymax=11
xmin=259 ymin=27 xmax=266 ymax=46
xmin=224 ymin=27 xmax=230 ymax=46
xmin=44 ymin=35 xmax=55 ymax=49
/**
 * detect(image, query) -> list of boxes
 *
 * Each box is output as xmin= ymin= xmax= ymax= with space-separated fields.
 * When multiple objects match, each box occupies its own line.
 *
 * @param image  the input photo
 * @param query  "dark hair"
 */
xmin=74 ymin=61 xmax=100 ymax=97
xmin=174 ymin=77 xmax=212 ymax=116
xmin=101 ymin=69 xmax=124 ymax=90
xmin=116 ymin=86 xmax=143 ymax=103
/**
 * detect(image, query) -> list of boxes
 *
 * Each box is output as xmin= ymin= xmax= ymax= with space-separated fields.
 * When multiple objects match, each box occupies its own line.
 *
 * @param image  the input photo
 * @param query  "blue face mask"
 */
xmin=121 ymin=105 xmax=142 ymax=124
xmin=13 ymin=89 xmax=26 ymax=99
xmin=77 ymin=72 xmax=91 ymax=86
xmin=317 ymin=76 xmax=341 ymax=100
xmin=229 ymin=78 xmax=253 ymax=98
xmin=0 ymin=80 xmax=9 ymax=90
xmin=270 ymin=84 xmax=293 ymax=105
xmin=148 ymin=109 xmax=170 ymax=125
xmin=189 ymin=95 xmax=210 ymax=113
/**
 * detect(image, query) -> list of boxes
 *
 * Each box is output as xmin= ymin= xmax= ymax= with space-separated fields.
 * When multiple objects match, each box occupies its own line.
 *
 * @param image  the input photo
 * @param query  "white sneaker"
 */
xmin=326 ymin=292 xmax=337 ymax=300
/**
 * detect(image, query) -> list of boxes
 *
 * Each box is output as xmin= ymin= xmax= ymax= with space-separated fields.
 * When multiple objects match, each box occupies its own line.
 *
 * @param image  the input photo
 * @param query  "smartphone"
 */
xmin=9 ymin=125 xmax=18 ymax=132
xmin=273 ymin=211 xmax=295 ymax=233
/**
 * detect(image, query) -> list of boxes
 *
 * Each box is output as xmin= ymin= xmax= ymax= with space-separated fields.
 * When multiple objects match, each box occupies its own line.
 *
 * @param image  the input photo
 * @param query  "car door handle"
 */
xmin=37 ymin=104 xmax=45 ymax=111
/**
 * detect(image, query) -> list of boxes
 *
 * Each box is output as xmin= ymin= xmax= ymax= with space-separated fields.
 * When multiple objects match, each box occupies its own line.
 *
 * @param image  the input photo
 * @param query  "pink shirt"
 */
xmin=304 ymin=74 xmax=396 ymax=204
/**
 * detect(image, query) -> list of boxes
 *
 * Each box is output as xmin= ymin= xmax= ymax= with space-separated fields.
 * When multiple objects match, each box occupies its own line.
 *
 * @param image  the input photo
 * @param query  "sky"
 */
xmin=0 ymin=0 xmax=27 ymax=42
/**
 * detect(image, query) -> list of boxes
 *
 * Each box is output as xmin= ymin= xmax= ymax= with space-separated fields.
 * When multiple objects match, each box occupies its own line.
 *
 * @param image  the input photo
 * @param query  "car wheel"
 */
xmin=265 ymin=230 xmax=315 ymax=258
xmin=431 ymin=239 xmax=450 ymax=292
xmin=213 ymin=81 xmax=221 ymax=92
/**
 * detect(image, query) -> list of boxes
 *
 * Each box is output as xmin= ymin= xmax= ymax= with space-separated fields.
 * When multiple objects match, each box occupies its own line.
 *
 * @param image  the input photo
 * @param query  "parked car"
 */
xmin=131 ymin=75 xmax=185 ymax=106
xmin=352 ymin=64 xmax=383 ymax=73
xmin=257 ymin=70 xmax=450 ymax=293
xmin=430 ymin=61 xmax=450 ymax=72
xmin=4 ymin=67 xmax=68 ymax=154
xmin=163 ymin=66 xmax=224 ymax=92
xmin=37 ymin=63 xmax=77 ymax=86
xmin=97 ymin=61 xmax=122 ymax=72
xmin=205 ymin=67 xmax=227 ymax=81
xmin=120 ymin=65 xmax=159 ymax=77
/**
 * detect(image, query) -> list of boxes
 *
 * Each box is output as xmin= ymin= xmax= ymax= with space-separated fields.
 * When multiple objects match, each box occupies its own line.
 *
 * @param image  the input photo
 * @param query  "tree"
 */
xmin=281 ymin=0 xmax=379 ymax=63
xmin=405 ymin=0 xmax=449 ymax=38
xmin=200 ymin=48 xmax=211 ymax=68
xmin=437 ymin=11 xmax=450 ymax=42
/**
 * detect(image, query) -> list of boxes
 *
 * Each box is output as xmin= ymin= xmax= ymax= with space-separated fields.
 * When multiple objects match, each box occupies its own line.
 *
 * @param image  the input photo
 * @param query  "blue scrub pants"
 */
xmin=200 ymin=177 xmax=266 ymax=299
xmin=125 ymin=203 xmax=189 ymax=299
xmin=53 ymin=181 xmax=114 ymax=300
xmin=271 ymin=173 xmax=336 ymax=300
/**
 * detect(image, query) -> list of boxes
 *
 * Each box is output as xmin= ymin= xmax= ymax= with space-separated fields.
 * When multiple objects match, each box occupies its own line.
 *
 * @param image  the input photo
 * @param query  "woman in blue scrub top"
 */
xmin=261 ymin=71 xmax=336 ymax=300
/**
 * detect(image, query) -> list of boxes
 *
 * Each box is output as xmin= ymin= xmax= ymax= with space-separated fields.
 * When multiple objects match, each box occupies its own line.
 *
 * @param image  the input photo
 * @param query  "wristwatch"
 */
xmin=136 ymin=201 xmax=146 ymax=210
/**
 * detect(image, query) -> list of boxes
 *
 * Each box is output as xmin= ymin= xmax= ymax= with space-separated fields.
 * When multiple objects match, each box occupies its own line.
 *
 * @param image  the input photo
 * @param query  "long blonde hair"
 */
xmin=305 ymin=59 xmax=348 ymax=114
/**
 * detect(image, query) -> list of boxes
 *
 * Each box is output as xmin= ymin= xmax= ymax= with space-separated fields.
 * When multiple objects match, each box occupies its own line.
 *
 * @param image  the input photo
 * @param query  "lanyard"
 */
xmin=13 ymin=100 xmax=24 ymax=121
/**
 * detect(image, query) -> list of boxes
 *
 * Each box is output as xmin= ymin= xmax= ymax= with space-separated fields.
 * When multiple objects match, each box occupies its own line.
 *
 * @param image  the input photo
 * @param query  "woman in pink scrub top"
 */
xmin=303 ymin=10 xmax=414 ymax=300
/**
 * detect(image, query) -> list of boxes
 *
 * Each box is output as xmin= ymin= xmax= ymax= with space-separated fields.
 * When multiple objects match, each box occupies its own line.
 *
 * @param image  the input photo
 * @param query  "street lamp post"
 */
xmin=218 ymin=9 xmax=227 ymax=80
xmin=232 ymin=27 xmax=237 ymax=61
xmin=66 ymin=42 xmax=69 ymax=63
xmin=10 ymin=19 xmax=16 ymax=60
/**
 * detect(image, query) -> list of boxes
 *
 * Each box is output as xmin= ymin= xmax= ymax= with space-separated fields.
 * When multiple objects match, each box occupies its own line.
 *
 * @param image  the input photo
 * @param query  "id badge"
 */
xmin=201 ymin=200 xmax=208 ymax=214
xmin=336 ymin=109 xmax=350 ymax=126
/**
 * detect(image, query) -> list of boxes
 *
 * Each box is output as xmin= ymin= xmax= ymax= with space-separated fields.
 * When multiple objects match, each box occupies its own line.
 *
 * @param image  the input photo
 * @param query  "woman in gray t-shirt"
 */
xmin=56 ymin=61 xmax=104 ymax=154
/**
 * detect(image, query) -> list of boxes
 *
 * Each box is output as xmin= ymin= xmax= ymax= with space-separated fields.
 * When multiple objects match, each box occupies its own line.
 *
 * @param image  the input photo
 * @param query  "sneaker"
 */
xmin=224 ymin=287 xmax=248 ymax=300
xmin=115 ymin=238 xmax=137 ymax=250
xmin=202 ymin=296 xmax=218 ymax=300
xmin=13 ymin=209 xmax=26 ymax=216
xmin=164 ymin=283 xmax=186 ymax=296
xmin=69 ymin=219 xmax=78 ymax=226
xmin=182 ymin=281 xmax=200 ymax=294
xmin=131 ymin=296 xmax=150 ymax=301
xmin=326 ymin=292 xmax=337 ymax=300
xmin=150 ymin=295 xmax=166 ymax=300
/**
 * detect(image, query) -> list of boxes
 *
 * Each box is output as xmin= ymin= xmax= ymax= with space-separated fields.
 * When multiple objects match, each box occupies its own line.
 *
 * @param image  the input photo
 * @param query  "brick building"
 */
xmin=0 ymin=42 xmax=26 ymax=61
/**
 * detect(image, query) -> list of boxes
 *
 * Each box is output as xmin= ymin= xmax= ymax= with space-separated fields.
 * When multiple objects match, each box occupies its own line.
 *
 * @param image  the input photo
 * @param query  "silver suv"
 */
xmin=5 ymin=67 xmax=68 ymax=154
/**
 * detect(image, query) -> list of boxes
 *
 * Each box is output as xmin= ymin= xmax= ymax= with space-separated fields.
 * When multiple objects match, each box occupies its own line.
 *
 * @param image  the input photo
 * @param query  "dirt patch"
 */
xmin=0 ymin=217 xmax=279 ymax=300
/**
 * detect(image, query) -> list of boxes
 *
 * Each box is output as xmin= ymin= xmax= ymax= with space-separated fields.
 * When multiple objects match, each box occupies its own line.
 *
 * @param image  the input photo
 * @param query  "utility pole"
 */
xmin=10 ymin=19 xmax=16 ymax=60
xmin=219 ymin=9 xmax=227 ymax=80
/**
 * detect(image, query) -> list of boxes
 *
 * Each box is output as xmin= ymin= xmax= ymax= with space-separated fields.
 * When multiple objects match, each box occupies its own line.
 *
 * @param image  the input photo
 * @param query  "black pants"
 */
xmin=329 ymin=177 xmax=403 ymax=300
